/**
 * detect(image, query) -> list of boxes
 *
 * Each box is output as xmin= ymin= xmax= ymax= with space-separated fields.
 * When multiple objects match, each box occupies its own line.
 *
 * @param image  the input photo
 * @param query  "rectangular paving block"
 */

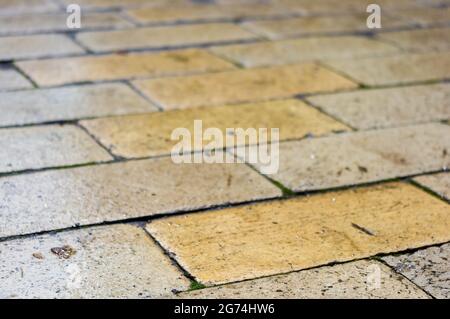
xmin=0 ymin=34 xmax=84 ymax=61
xmin=0 ymin=69 xmax=32 ymax=91
xmin=59 ymin=0 xmax=183 ymax=10
xmin=0 ymin=224 xmax=190 ymax=298
xmin=80 ymin=99 xmax=350 ymax=158
xmin=377 ymin=28 xmax=450 ymax=53
xmin=306 ymin=83 xmax=450 ymax=129
xmin=181 ymin=260 xmax=429 ymax=298
xmin=0 ymin=13 xmax=133 ymax=36
xmin=0 ymin=83 xmax=157 ymax=127
xmin=132 ymin=63 xmax=358 ymax=110
xmin=414 ymin=172 xmax=450 ymax=201
xmin=237 ymin=123 xmax=450 ymax=192
xmin=147 ymin=182 xmax=450 ymax=284
xmin=393 ymin=7 xmax=450 ymax=27
xmin=0 ymin=0 xmax=60 ymax=14
xmin=210 ymin=36 xmax=400 ymax=68
xmin=383 ymin=243 xmax=450 ymax=299
xmin=0 ymin=157 xmax=281 ymax=238
xmin=76 ymin=23 xmax=257 ymax=53
xmin=0 ymin=125 xmax=112 ymax=174
xmin=16 ymin=49 xmax=235 ymax=87
xmin=324 ymin=52 xmax=450 ymax=86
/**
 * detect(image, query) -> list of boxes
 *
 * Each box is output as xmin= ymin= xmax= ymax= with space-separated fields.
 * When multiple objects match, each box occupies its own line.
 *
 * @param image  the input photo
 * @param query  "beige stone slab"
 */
xmin=0 ymin=34 xmax=84 ymax=61
xmin=238 ymin=123 xmax=450 ymax=192
xmin=0 ymin=224 xmax=190 ymax=298
xmin=414 ymin=172 xmax=450 ymax=200
xmin=306 ymin=83 xmax=450 ymax=129
xmin=76 ymin=23 xmax=257 ymax=53
xmin=0 ymin=157 xmax=281 ymax=238
xmin=0 ymin=83 xmax=157 ymax=127
xmin=211 ymin=36 xmax=400 ymax=67
xmin=59 ymin=0 xmax=188 ymax=10
xmin=324 ymin=52 xmax=450 ymax=86
xmin=0 ymin=125 xmax=112 ymax=174
xmin=16 ymin=49 xmax=235 ymax=87
xmin=132 ymin=63 xmax=358 ymax=110
xmin=80 ymin=99 xmax=350 ymax=158
xmin=377 ymin=28 xmax=450 ymax=52
xmin=147 ymin=182 xmax=450 ymax=284
xmin=383 ymin=243 xmax=450 ymax=299
xmin=0 ymin=69 xmax=32 ymax=91
xmin=0 ymin=13 xmax=133 ymax=35
xmin=393 ymin=7 xmax=450 ymax=27
xmin=0 ymin=0 xmax=60 ymax=15
xmin=181 ymin=260 xmax=429 ymax=298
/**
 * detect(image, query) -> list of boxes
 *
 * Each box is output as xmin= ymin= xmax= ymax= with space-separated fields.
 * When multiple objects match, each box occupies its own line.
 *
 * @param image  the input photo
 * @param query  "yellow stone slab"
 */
xmin=80 ymin=99 xmax=350 ymax=158
xmin=16 ymin=49 xmax=235 ymax=87
xmin=147 ymin=182 xmax=450 ymax=284
xmin=133 ymin=63 xmax=358 ymax=109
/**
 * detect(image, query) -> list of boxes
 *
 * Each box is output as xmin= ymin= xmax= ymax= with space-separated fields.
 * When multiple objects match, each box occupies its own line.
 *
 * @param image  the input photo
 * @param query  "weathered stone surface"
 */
xmin=414 ymin=172 xmax=450 ymax=200
xmin=0 ymin=69 xmax=32 ymax=91
xmin=324 ymin=52 xmax=450 ymax=86
xmin=133 ymin=63 xmax=358 ymax=110
xmin=0 ymin=83 xmax=157 ymax=127
xmin=393 ymin=7 xmax=450 ymax=27
xmin=0 ymin=224 xmax=190 ymax=298
xmin=378 ymin=28 xmax=450 ymax=53
xmin=59 ymin=0 xmax=187 ymax=9
xmin=0 ymin=157 xmax=281 ymax=238
xmin=16 ymin=49 xmax=235 ymax=87
xmin=0 ymin=125 xmax=112 ymax=174
xmin=76 ymin=23 xmax=257 ymax=52
xmin=80 ymin=99 xmax=349 ymax=158
xmin=147 ymin=182 xmax=450 ymax=284
xmin=210 ymin=36 xmax=400 ymax=67
xmin=0 ymin=0 xmax=59 ymax=14
xmin=383 ymin=243 xmax=450 ymax=299
xmin=306 ymin=83 xmax=450 ymax=129
xmin=181 ymin=260 xmax=429 ymax=298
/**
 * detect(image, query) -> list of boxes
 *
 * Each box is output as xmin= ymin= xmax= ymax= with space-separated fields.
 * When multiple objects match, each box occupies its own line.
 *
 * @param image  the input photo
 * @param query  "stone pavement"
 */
xmin=0 ymin=0 xmax=449 ymax=299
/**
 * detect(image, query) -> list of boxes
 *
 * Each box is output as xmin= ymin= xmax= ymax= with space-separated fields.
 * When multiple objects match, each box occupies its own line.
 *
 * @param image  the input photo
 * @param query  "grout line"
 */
xmin=74 ymin=122 xmax=120 ymax=160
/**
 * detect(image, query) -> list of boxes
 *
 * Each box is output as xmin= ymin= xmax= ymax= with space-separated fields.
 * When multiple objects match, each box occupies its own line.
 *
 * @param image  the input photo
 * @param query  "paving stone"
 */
xmin=383 ymin=243 xmax=450 ymax=299
xmin=0 ymin=0 xmax=60 ymax=15
xmin=0 ymin=83 xmax=157 ymax=127
xmin=414 ymin=172 xmax=450 ymax=200
xmin=0 ymin=125 xmax=112 ymax=174
xmin=210 ymin=36 xmax=400 ymax=67
xmin=324 ymin=52 xmax=450 ymax=86
xmin=0 ymin=34 xmax=84 ymax=61
xmin=76 ymin=23 xmax=257 ymax=53
xmin=16 ymin=49 xmax=235 ymax=87
xmin=0 ymin=69 xmax=32 ymax=91
xmin=306 ymin=83 xmax=450 ymax=129
xmin=181 ymin=260 xmax=429 ymax=298
xmin=377 ymin=28 xmax=450 ymax=53
xmin=146 ymin=182 xmax=450 ymax=284
xmin=0 ymin=157 xmax=281 ymax=238
xmin=80 ymin=99 xmax=350 ymax=158
xmin=132 ymin=63 xmax=358 ymax=110
xmin=0 ymin=224 xmax=190 ymax=298
xmin=126 ymin=4 xmax=291 ymax=24
xmin=237 ymin=123 xmax=450 ymax=192
xmin=393 ymin=7 xmax=450 ymax=27
xmin=59 ymin=0 xmax=187 ymax=10
xmin=0 ymin=13 xmax=133 ymax=36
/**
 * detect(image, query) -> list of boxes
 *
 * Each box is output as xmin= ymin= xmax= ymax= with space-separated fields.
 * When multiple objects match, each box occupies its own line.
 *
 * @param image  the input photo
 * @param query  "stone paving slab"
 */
xmin=76 ymin=23 xmax=257 ymax=53
xmin=0 ymin=83 xmax=157 ymax=127
xmin=324 ymin=52 xmax=450 ymax=86
xmin=382 ymin=243 xmax=450 ymax=299
xmin=132 ymin=63 xmax=358 ymax=110
xmin=0 ymin=125 xmax=112 ymax=174
xmin=80 ymin=99 xmax=350 ymax=158
xmin=393 ymin=7 xmax=450 ymax=27
xmin=0 ymin=224 xmax=190 ymax=298
xmin=237 ymin=123 xmax=450 ymax=192
xmin=377 ymin=28 xmax=450 ymax=53
xmin=181 ymin=260 xmax=429 ymax=298
xmin=147 ymin=182 xmax=450 ymax=284
xmin=210 ymin=36 xmax=400 ymax=68
xmin=16 ymin=49 xmax=235 ymax=87
xmin=0 ymin=13 xmax=133 ymax=36
xmin=0 ymin=0 xmax=60 ymax=15
xmin=0 ymin=34 xmax=84 ymax=61
xmin=0 ymin=69 xmax=32 ymax=91
xmin=59 ymin=0 xmax=188 ymax=10
xmin=0 ymin=157 xmax=281 ymax=238
xmin=414 ymin=172 xmax=450 ymax=201
xmin=306 ymin=83 xmax=450 ymax=129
